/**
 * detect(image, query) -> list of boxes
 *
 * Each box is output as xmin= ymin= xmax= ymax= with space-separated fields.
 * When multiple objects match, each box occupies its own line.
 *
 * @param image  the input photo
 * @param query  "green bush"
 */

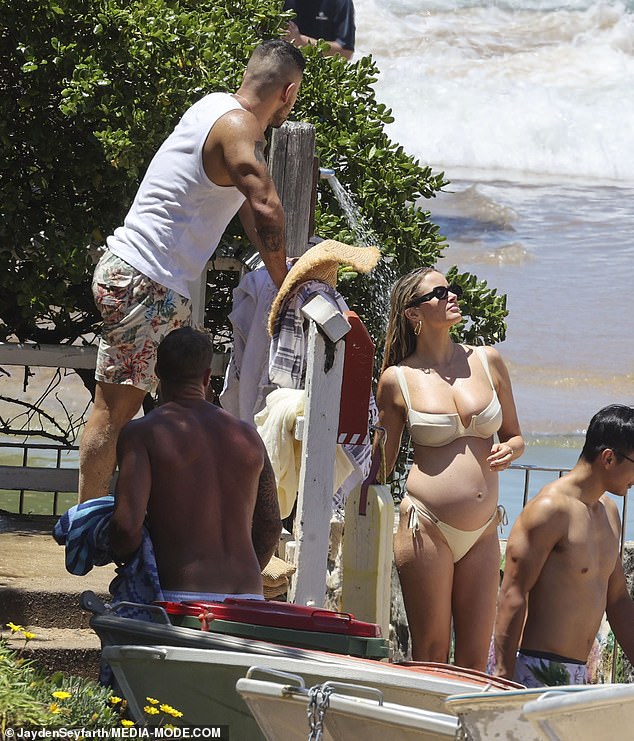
xmin=1 ymin=0 xmax=506 ymax=361
xmin=0 ymin=0 xmax=280 ymax=346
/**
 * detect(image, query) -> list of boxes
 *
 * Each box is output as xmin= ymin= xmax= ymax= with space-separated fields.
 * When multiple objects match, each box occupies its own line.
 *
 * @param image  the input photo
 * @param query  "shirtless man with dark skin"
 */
xmin=495 ymin=404 xmax=634 ymax=687
xmin=110 ymin=327 xmax=281 ymax=599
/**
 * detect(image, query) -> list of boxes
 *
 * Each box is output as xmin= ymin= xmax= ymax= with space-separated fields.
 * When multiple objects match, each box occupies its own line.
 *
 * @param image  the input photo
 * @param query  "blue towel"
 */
xmin=54 ymin=496 xmax=165 ymax=685
xmin=53 ymin=496 xmax=115 ymax=575
xmin=52 ymin=496 xmax=164 ymax=609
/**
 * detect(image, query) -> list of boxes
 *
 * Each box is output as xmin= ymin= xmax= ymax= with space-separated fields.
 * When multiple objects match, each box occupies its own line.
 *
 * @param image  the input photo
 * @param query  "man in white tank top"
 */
xmin=79 ymin=40 xmax=305 ymax=502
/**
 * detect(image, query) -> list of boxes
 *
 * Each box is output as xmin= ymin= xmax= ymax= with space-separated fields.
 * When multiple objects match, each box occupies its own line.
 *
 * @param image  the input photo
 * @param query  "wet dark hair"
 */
xmin=580 ymin=404 xmax=634 ymax=462
xmin=155 ymin=327 xmax=213 ymax=383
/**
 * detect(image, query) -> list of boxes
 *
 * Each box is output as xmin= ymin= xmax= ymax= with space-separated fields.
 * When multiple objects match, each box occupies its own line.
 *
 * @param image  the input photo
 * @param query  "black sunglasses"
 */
xmin=406 ymin=283 xmax=463 ymax=309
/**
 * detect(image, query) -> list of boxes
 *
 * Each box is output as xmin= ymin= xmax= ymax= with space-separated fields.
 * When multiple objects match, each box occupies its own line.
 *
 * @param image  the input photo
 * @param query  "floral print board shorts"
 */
xmin=92 ymin=249 xmax=192 ymax=394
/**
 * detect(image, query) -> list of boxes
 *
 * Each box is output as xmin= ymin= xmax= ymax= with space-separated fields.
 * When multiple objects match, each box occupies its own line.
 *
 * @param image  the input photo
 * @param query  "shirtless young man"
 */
xmin=494 ymin=404 xmax=634 ymax=687
xmin=109 ymin=327 xmax=281 ymax=600
xmin=79 ymin=40 xmax=305 ymax=503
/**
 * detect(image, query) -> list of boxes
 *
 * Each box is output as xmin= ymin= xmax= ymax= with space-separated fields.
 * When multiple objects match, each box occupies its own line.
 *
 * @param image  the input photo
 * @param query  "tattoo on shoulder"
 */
xmin=255 ymin=457 xmax=281 ymax=521
xmin=254 ymin=140 xmax=267 ymax=165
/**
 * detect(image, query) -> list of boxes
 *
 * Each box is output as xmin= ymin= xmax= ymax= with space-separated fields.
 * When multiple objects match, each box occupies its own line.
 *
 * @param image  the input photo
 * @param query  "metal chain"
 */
xmin=307 ymin=684 xmax=334 ymax=741
xmin=307 ymin=685 xmax=322 ymax=741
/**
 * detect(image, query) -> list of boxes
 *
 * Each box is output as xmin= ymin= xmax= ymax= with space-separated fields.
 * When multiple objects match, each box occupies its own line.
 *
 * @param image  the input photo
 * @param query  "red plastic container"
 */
xmin=156 ymin=599 xmax=381 ymax=637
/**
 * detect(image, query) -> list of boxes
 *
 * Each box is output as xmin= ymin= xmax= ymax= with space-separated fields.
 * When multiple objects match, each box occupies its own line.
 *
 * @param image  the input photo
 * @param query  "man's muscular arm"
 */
xmin=605 ymin=500 xmax=634 ymax=664
xmin=217 ymin=113 xmax=288 ymax=287
xmin=251 ymin=451 xmax=282 ymax=570
xmin=494 ymin=493 xmax=566 ymax=678
xmin=109 ymin=422 xmax=151 ymax=563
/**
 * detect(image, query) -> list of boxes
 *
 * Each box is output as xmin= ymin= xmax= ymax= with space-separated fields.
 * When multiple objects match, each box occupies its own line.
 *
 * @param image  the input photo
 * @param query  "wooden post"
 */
xmin=269 ymin=122 xmax=316 ymax=258
xmin=341 ymin=484 xmax=394 ymax=639
xmin=288 ymin=295 xmax=351 ymax=607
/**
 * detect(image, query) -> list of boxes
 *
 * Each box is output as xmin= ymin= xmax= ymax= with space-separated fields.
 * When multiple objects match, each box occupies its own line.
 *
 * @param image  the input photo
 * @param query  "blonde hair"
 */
xmin=381 ymin=267 xmax=436 ymax=372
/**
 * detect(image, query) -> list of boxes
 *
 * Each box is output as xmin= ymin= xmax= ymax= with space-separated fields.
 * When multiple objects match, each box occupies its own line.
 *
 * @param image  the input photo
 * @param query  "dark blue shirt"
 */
xmin=284 ymin=0 xmax=356 ymax=52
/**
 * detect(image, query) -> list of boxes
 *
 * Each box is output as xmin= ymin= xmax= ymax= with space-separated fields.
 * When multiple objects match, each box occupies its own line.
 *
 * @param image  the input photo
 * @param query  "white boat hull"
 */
xmin=103 ymin=645 xmax=517 ymax=737
xmin=445 ymin=686 xmax=598 ymax=741
xmin=523 ymin=683 xmax=634 ymax=740
xmin=237 ymin=673 xmax=458 ymax=741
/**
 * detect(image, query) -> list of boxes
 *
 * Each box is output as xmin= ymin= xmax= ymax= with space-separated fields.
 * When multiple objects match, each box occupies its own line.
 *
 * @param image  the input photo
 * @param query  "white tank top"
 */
xmin=106 ymin=92 xmax=247 ymax=298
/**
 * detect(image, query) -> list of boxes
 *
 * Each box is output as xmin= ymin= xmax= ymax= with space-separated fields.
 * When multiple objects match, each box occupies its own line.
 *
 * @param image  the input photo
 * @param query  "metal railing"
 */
xmin=509 ymin=462 xmax=629 ymax=552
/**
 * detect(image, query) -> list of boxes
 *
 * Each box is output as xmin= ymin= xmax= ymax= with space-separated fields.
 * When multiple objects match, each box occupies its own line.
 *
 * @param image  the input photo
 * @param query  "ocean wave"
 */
xmin=357 ymin=0 xmax=634 ymax=181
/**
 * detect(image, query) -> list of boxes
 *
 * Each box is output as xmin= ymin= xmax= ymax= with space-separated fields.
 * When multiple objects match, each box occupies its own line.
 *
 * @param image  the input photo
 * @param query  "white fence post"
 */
xmin=287 ymin=295 xmax=350 ymax=607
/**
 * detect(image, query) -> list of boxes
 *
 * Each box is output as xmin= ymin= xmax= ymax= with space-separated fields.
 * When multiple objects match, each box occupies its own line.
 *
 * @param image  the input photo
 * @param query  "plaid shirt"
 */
xmin=269 ymin=280 xmax=348 ymax=389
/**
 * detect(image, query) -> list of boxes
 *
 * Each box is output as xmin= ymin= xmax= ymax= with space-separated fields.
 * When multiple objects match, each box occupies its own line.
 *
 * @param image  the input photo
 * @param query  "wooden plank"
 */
xmin=208 ymin=256 xmax=244 ymax=272
xmin=187 ymin=274 xmax=208 ymax=329
xmin=0 ymin=343 xmax=97 ymax=369
xmin=0 ymin=342 xmax=230 ymax=377
xmin=341 ymin=483 xmax=394 ymax=639
xmin=269 ymin=122 xmax=316 ymax=258
xmin=210 ymin=351 xmax=230 ymax=378
xmin=0 ymin=465 xmax=79 ymax=493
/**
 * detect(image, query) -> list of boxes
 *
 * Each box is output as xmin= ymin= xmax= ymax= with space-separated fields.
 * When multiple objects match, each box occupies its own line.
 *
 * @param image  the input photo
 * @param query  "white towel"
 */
xmin=254 ymin=388 xmax=354 ymax=519
xmin=220 ymin=268 xmax=277 ymax=424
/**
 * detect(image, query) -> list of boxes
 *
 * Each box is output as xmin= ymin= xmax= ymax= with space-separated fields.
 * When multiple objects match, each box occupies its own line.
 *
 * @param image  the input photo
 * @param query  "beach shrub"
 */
xmin=1 ymin=0 xmax=506 ymax=364
xmin=0 ymin=0 xmax=281 ymax=350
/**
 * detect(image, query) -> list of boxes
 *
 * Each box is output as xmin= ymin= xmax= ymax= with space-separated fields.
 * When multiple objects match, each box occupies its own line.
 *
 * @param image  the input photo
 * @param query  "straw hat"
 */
xmin=268 ymin=239 xmax=381 ymax=335
xmin=261 ymin=554 xmax=296 ymax=599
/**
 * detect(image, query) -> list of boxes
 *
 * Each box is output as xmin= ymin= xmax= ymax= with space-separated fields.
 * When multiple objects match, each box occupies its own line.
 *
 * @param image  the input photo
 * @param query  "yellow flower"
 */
xmin=23 ymin=631 xmax=37 ymax=641
xmin=51 ymin=690 xmax=72 ymax=700
xmin=143 ymin=706 xmax=159 ymax=715
xmin=159 ymin=705 xmax=183 ymax=718
xmin=109 ymin=696 xmax=123 ymax=705
xmin=145 ymin=697 xmax=159 ymax=705
xmin=120 ymin=720 xmax=134 ymax=727
xmin=6 ymin=622 xmax=24 ymax=633
xmin=49 ymin=703 xmax=61 ymax=715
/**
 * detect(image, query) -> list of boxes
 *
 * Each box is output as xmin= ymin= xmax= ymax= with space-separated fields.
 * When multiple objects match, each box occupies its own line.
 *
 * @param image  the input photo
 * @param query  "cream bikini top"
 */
xmin=394 ymin=346 xmax=503 ymax=448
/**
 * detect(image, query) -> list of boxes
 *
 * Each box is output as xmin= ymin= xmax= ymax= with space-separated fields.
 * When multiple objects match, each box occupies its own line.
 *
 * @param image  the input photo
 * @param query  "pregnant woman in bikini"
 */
xmin=377 ymin=267 xmax=524 ymax=670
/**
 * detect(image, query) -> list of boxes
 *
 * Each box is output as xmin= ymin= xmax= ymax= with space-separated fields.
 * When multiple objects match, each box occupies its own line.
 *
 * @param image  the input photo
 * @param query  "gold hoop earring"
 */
xmin=414 ymin=320 xmax=422 ymax=336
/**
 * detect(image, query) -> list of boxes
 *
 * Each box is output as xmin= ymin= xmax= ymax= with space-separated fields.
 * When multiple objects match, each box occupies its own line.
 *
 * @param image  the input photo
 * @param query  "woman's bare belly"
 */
xmin=405 ymin=437 xmax=499 ymax=531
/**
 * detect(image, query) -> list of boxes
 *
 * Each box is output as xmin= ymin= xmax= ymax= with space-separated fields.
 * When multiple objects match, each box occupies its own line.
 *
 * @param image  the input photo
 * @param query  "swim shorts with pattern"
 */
xmin=513 ymin=649 xmax=588 ymax=688
xmin=92 ymin=249 xmax=192 ymax=394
